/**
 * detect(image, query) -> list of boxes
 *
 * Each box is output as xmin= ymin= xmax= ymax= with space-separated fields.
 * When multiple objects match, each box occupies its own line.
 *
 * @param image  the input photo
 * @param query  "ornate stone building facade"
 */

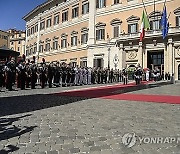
xmin=0 ymin=30 xmax=9 ymax=48
xmin=23 ymin=0 xmax=180 ymax=80
xmin=7 ymin=29 xmax=26 ymax=56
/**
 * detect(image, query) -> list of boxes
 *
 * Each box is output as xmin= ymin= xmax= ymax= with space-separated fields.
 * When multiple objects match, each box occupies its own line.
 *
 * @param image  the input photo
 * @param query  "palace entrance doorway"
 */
xmin=147 ymin=51 xmax=164 ymax=75
xmin=93 ymin=58 xmax=104 ymax=68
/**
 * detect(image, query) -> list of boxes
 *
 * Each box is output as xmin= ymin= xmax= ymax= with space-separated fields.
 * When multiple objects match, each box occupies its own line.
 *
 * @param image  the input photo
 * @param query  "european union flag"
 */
xmin=161 ymin=6 xmax=169 ymax=39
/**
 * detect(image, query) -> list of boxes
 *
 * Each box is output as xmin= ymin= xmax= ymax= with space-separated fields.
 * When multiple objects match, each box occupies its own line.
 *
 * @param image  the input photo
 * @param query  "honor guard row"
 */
xmin=0 ymin=58 xmax=147 ymax=91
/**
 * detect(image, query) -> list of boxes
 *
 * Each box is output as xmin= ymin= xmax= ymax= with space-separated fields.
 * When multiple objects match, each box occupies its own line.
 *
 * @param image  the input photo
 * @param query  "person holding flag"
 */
xmin=140 ymin=10 xmax=150 ymax=42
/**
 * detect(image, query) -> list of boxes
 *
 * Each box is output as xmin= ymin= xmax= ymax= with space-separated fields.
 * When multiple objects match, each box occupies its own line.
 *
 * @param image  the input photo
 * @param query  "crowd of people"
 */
xmin=0 ymin=58 xmax=167 ymax=92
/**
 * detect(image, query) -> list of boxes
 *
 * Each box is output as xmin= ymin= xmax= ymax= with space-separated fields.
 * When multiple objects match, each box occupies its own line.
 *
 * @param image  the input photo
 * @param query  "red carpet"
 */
xmin=54 ymin=82 xmax=180 ymax=104
xmin=102 ymin=94 xmax=180 ymax=104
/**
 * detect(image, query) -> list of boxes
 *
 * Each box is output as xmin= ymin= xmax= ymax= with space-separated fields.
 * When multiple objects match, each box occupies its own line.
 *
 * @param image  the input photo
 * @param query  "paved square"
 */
xmin=0 ymin=82 xmax=180 ymax=154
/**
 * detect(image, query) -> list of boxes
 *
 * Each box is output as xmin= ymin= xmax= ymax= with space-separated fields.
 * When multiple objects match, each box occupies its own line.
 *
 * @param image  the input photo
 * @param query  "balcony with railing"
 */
xmin=118 ymin=27 xmax=180 ymax=41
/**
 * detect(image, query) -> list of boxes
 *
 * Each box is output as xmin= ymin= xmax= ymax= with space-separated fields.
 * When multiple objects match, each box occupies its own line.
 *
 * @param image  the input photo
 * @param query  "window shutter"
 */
xmin=128 ymin=24 xmax=131 ymax=33
xmin=102 ymin=29 xmax=105 ymax=40
xmin=150 ymin=21 xmax=153 ymax=30
xmin=96 ymin=0 xmax=99 ymax=8
xmin=136 ymin=23 xmax=138 ymax=32
xmin=96 ymin=30 xmax=99 ymax=40
xmin=104 ymin=0 xmax=106 ymax=7
xmin=176 ymin=16 xmax=179 ymax=27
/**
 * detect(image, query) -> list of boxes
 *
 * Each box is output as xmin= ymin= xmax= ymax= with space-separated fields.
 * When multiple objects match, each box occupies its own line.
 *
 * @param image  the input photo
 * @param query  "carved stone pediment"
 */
xmin=96 ymin=22 xmax=106 ymax=28
xmin=71 ymin=31 xmax=78 ymax=35
xmin=174 ymin=7 xmax=180 ymax=15
xmin=149 ymin=11 xmax=162 ymax=19
xmin=126 ymin=15 xmax=140 ymax=22
xmin=110 ymin=18 xmax=122 ymax=26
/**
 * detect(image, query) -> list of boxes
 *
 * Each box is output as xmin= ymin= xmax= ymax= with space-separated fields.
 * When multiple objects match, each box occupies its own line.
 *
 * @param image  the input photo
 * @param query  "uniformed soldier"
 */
xmin=87 ymin=67 xmax=92 ymax=85
xmin=39 ymin=63 xmax=47 ymax=88
xmin=4 ymin=60 xmax=14 ymax=91
xmin=71 ymin=66 xmax=76 ymax=86
xmin=110 ymin=68 xmax=114 ymax=83
xmin=54 ymin=62 xmax=60 ymax=87
xmin=47 ymin=62 xmax=54 ymax=88
xmin=18 ymin=61 xmax=26 ymax=90
xmin=122 ymin=68 xmax=128 ymax=85
xmin=26 ymin=62 xmax=31 ymax=88
xmin=62 ymin=63 xmax=67 ymax=87
xmin=0 ymin=62 xmax=4 ymax=91
xmin=135 ymin=67 xmax=142 ymax=85
xmin=97 ymin=67 xmax=101 ymax=84
xmin=74 ymin=65 xmax=79 ymax=85
xmin=104 ymin=68 xmax=108 ymax=84
xmin=30 ymin=62 xmax=37 ymax=89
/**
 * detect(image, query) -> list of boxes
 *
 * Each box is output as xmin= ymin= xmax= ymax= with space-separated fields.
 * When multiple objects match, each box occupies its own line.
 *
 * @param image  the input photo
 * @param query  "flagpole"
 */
xmin=142 ymin=0 xmax=149 ymax=18
xmin=154 ymin=0 xmax=156 ymax=21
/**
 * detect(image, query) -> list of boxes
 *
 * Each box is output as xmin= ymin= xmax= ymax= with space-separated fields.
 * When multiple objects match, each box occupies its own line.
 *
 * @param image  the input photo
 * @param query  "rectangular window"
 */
xmin=45 ymin=43 xmax=50 ymax=51
xmin=96 ymin=29 xmax=105 ymax=40
xmin=53 ymin=40 xmax=58 ymax=50
xmin=54 ymin=14 xmax=59 ymax=25
xmin=18 ymin=47 xmax=20 ymax=51
xmin=71 ymin=36 xmax=77 ymax=46
xmin=46 ymin=18 xmax=52 ymax=28
xmin=62 ymin=10 xmax=68 ymax=22
xmin=96 ymin=0 xmax=106 ymax=8
xmin=31 ymin=27 xmax=34 ymax=34
xmin=81 ymin=33 xmax=88 ymax=44
xmin=82 ymin=2 xmax=89 ymax=14
xmin=33 ymin=46 xmax=37 ymax=54
xmin=150 ymin=20 xmax=160 ymax=30
xmin=114 ymin=0 xmax=120 ymax=4
xmin=39 ymin=45 xmax=44 ymax=53
xmin=128 ymin=23 xmax=138 ymax=33
xmin=113 ymin=26 xmax=119 ymax=38
xmin=35 ymin=24 xmax=38 ymax=32
xmin=30 ymin=48 xmax=33 ymax=55
xmin=72 ymin=6 xmax=79 ymax=18
xmin=40 ymin=21 xmax=45 ymax=30
xmin=61 ymin=38 xmax=67 ymax=48
xmin=27 ymin=29 xmax=30 ymax=36
xmin=176 ymin=16 xmax=180 ymax=27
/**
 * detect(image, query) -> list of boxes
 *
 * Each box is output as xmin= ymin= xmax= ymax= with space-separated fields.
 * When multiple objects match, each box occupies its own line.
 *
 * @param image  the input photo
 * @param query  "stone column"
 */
xmin=138 ymin=42 xmax=143 ymax=68
xmin=119 ymin=43 xmax=125 ymax=70
xmin=143 ymin=47 xmax=147 ymax=69
xmin=88 ymin=0 xmax=96 ymax=45
xmin=164 ymin=43 xmax=168 ymax=75
xmin=168 ymin=38 xmax=174 ymax=76
xmin=25 ymin=24 xmax=28 ymax=57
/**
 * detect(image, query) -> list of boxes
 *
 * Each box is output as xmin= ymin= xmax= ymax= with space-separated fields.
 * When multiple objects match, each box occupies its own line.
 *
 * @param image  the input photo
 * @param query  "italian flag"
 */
xmin=140 ymin=10 xmax=150 ymax=41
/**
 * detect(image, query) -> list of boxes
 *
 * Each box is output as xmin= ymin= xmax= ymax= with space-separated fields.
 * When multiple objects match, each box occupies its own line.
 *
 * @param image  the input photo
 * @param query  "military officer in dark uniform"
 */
xmin=30 ymin=61 xmax=37 ymax=89
xmin=4 ymin=60 xmax=15 ymax=91
xmin=47 ymin=62 xmax=54 ymax=88
xmin=39 ymin=63 xmax=47 ymax=89
xmin=66 ymin=64 xmax=72 ymax=86
xmin=71 ymin=66 xmax=75 ymax=86
xmin=0 ymin=62 xmax=4 ymax=91
xmin=62 ymin=63 xmax=67 ymax=87
xmin=18 ymin=61 xmax=26 ymax=90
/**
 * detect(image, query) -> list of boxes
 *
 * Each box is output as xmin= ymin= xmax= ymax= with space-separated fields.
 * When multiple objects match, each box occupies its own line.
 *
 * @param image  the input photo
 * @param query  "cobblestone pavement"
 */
xmin=0 ymin=82 xmax=180 ymax=154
